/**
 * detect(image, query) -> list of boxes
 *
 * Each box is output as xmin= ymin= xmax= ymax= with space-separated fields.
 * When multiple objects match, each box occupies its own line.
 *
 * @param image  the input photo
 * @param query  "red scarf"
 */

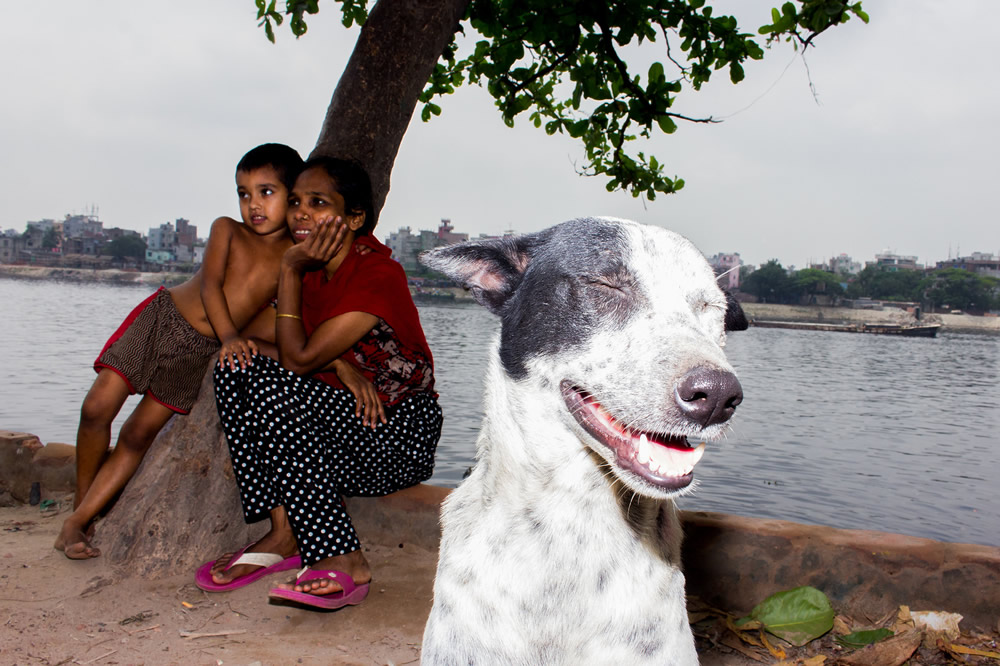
xmin=300 ymin=235 xmax=434 ymax=390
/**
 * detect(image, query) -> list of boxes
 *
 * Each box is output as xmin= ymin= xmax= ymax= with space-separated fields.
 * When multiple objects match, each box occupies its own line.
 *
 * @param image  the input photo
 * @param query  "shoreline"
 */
xmin=4 ymin=264 xmax=997 ymax=331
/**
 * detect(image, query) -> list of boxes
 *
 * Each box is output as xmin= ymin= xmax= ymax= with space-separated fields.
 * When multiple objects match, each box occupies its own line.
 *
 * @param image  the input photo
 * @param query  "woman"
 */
xmin=196 ymin=157 xmax=442 ymax=610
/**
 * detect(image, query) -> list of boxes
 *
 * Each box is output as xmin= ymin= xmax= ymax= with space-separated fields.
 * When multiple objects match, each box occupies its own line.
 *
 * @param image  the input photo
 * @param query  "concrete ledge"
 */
xmin=680 ymin=510 xmax=1000 ymax=630
xmin=347 ymin=483 xmax=450 ymax=551
xmin=348 ymin=490 xmax=1000 ymax=630
xmin=0 ymin=431 xmax=75 ymax=501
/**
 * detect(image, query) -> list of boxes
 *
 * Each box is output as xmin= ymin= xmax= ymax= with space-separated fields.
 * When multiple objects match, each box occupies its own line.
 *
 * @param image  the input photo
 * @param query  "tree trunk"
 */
xmin=311 ymin=0 xmax=470 ymax=220
xmin=94 ymin=0 xmax=470 ymax=578
xmin=95 ymin=365 xmax=264 ymax=577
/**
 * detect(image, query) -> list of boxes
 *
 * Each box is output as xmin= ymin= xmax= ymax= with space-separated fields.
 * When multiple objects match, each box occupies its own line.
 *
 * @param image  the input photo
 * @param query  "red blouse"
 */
xmin=300 ymin=236 xmax=436 ymax=405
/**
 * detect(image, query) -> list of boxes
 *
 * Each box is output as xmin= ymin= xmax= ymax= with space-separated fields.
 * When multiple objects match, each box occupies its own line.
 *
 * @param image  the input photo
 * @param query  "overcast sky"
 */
xmin=1 ymin=0 xmax=996 ymax=268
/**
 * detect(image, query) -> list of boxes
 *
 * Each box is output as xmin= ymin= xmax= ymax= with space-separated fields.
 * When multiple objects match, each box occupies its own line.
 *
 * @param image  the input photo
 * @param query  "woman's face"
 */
xmin=287 ymin=167 xmax=360 ymax=243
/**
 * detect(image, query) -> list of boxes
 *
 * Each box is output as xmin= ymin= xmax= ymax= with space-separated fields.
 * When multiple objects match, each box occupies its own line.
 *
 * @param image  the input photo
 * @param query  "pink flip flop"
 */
xmin=267 ymin=567 xmax=370 ymax=610
xmin=195 ymin=544 xmax=301 ymax=592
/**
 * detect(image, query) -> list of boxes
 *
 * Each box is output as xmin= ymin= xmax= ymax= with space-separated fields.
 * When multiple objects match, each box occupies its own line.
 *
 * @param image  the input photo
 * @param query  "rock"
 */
xmin=31 ymin=442 xmax=76 ymax=497
xmin=0 ymin=431 xmax=44 ymax=502
xmin=94 ymin=364 xmax=264 ymax=579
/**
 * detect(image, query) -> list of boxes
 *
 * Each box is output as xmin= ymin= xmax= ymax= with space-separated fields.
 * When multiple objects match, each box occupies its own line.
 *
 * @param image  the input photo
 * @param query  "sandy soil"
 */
xmin=1 ymin=503 xmax=437 ymax=666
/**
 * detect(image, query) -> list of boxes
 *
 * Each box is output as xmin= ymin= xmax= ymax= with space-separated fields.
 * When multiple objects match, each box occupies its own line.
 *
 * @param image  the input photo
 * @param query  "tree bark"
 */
xmin=311 ymin=0 xmax=470 ymax=220
xmin=95 ymin=365 xmax=264 ymax=577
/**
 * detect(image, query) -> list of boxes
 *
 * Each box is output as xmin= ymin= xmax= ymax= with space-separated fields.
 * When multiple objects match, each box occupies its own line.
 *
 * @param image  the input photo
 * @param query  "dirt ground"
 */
xmin=1 ymin=502 xmax=438 ymax=666
xmin=1 ymin=502 xmax=767 ymax=666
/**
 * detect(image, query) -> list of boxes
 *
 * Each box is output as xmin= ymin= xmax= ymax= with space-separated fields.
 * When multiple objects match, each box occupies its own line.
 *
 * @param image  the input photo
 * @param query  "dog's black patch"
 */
xmin=499 ymin=219 xmax=643 ymax=379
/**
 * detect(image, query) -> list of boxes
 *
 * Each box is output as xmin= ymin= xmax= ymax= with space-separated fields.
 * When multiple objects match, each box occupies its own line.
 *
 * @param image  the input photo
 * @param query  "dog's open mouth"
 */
xmin=560 ymin=381 xmax=704 ymax=491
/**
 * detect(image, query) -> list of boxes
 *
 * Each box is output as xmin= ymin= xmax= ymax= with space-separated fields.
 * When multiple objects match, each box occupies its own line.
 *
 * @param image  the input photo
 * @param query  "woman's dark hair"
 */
xmin=301 ymin=156 xmax=376 ymax=237
xmin=236 ymin=143 xmax=304 ymax=190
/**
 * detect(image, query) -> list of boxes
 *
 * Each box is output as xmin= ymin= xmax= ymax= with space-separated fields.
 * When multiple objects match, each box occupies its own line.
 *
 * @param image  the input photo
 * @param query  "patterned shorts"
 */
xmin=95 ymin=287 xmax=220 ymax=413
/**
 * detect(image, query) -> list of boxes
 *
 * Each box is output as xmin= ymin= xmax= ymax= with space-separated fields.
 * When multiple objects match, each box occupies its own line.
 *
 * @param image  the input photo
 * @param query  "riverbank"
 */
xmin=0 ymin=264 xmax=190 ymax=288
xmin=742 ymin=302 xmax=1000 ymax=333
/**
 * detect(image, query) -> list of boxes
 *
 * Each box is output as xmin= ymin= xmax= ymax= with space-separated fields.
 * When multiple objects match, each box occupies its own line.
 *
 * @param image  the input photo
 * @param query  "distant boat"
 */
xmin=750 ymin=320 xmax=941 ymax=338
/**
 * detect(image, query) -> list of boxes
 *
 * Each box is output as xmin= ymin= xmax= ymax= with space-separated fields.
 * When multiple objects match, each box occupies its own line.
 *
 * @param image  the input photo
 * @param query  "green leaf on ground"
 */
xmin=737 ymin=586 xmax=835 ymax=646
xmin=836 ymin=628 xmax=894 ymax=649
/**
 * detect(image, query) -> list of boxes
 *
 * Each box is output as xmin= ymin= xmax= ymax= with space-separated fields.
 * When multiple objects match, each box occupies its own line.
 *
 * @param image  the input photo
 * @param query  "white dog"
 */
xmin=420 ymin=218 xmax=747 ymax=665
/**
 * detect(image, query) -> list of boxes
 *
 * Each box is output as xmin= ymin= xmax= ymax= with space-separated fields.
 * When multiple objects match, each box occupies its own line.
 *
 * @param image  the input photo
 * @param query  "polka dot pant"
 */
xmin=213 ymin=356 xmax=443 ymax=565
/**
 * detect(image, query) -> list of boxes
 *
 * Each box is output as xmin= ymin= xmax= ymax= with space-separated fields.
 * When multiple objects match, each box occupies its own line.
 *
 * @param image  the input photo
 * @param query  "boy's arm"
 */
xmin=201 ymin=217 xmax=256 ymax=369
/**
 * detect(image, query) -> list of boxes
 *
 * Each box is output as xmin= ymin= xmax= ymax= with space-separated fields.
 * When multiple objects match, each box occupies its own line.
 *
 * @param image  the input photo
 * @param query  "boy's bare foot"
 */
xmin=55 ymin=518 xmax=100 ymax=559
xmin=209 ymin=529 xmax=299 ymax=586
xmin=276 ymin=549 xmax=372 ymax=596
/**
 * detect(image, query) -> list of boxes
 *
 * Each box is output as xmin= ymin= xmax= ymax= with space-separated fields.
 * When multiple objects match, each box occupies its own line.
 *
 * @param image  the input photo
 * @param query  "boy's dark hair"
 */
xmin=302 ymin=156 xmax=376 ymax=237
xmin=236 ymin=143 xmax=303 ymax=190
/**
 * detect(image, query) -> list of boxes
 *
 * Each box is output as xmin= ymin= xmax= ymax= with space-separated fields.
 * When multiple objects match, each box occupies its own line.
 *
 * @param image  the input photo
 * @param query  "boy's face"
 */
xmin=236 ymin=166 xmax=289 ymax=237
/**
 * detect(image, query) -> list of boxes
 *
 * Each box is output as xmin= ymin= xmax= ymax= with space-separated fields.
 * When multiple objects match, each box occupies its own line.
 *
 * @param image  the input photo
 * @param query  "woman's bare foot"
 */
xmin=209 ymin=527 xmax=299 ymax=586
xmin=54 ymin=517 xmax=100 ymax=559
xmin=276 ymin=549 xmax=372 ymax=596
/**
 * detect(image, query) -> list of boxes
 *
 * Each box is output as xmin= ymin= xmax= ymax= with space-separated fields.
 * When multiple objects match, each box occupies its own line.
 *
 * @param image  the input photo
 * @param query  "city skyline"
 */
xmin=4 ymin=212 xmax=993 ymax=273
xmin=1 ymin=1 xmax=996 ymax=269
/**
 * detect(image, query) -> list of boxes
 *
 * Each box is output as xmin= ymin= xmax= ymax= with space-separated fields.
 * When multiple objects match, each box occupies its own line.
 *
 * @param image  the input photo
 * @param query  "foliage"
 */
xmin=255 ymin=0 xmax=865 ymax=199
xmin=735 ymin=585 xmax=835 ymax=646
xmin=835 ymin=627 xmax=894 ymax=649
xmin=42 ymin=227 xmax=61 ymax=250
xmin=845 ymin=265 xmax=922 ymax=302
xmin=793 ymin=267 xmax=843 ymax=297
xmin=741 ymin=259 xmax=794 ymax=303
xmin=919 ymin=268 xmax=1000 ymax=312
xmin=104 ymin=235 xmax=147 ymax=261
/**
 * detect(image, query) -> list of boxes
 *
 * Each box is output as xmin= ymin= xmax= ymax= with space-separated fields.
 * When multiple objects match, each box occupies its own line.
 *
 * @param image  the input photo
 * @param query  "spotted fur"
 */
xmin=420 ymin=218 xmax=747 ymax=665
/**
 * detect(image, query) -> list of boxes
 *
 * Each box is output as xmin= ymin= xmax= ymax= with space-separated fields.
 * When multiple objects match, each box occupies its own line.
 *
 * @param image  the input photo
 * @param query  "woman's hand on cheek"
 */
xmin=310 ymin=216 xmax=349 ymax=261
xmin=283 ymin=216 xmax=348 ymax=272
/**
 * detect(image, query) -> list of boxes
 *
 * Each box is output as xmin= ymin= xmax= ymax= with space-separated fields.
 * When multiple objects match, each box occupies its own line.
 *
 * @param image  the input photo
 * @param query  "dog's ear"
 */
xmin=420 ymin=234 xmax=543 ymax=314
xmin=724 ymin=291 xmax=749 ymax=331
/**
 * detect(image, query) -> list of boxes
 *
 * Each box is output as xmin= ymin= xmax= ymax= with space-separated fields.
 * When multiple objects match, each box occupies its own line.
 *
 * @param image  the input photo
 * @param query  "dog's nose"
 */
xmin=675 ymin=367 xmax=743 ymax=427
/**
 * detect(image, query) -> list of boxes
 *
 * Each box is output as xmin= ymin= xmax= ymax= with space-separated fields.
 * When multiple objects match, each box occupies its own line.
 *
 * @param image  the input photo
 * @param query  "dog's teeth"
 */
xmin=637 ymin=433 xmax=650 ymax=464
xmin=691 ymin=442 xmax=706 ymax=466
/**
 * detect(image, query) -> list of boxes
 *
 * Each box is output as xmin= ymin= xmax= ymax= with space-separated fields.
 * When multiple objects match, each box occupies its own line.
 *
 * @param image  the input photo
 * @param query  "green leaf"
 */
xmin=648 ymin=61 xmax=665 ymax=84
xmin=656 ymin=115 xmax=677 ymax=134
xmin=835 ymin=628 xmax=894 ymax=649
xmin=737 ymin=586 xmax=834 ymax=647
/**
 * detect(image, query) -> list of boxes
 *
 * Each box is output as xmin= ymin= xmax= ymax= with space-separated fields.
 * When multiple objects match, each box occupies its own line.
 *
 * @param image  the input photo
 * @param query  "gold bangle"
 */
xmin=275 ymin=313 xmax=302 ymax=320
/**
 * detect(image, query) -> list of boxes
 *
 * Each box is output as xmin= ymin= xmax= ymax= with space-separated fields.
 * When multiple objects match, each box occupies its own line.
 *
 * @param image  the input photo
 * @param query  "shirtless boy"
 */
xmin=55 ymin=143 xmax=303 ymax=559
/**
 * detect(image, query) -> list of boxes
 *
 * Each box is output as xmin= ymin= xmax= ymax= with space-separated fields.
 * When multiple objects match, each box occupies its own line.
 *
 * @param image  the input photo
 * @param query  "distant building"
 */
xmin=436 ymin=219 xmax=468 ymax=245
xmin=385 ymin=219 xmax=469 ymax=272
xmin=935 ymin=252 xmax=1000 ymax=278
xmin=63 ymin=214 xmax=102 ymax=239
xmin=175 ymin=218 xmax=197 ymax=247
xmin=870 ymin=250 xmax=921 ymax=272
xmin=828 ymin=253 xmax=862 ymax=276
xmin=707 ymin=252 xmax=741 ymax=291
xmin=146 ymin=220 xmax=194 ymax=264
xmin=0 ymin=234 xmax=24 ymax=263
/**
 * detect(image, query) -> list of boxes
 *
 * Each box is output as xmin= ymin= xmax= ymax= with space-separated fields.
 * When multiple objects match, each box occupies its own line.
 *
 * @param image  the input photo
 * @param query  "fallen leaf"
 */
xmin=911 ymin=610 xmax=962 ymax=642
xmin=835 ymin=628 xmax=893 ymax=649
xmin=889 ymin=605 xmax=914 ymax=634
xmin=759 ymin=629 xmax=786 ymax=659
xmin=946 ymin=643 xmax=1000 ymax=660
xmin=738 ymin=586 xmax=834 ymax=647
xmin=833 ymin=615 xmax=852 ymax=635
xmin=836 ymin=628 xmax=920 ymax=666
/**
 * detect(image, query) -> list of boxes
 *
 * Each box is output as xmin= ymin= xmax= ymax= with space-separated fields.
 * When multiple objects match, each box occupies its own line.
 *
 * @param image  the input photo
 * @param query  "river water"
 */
xmin=2 ymin=278 xmax=998 ymax=546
